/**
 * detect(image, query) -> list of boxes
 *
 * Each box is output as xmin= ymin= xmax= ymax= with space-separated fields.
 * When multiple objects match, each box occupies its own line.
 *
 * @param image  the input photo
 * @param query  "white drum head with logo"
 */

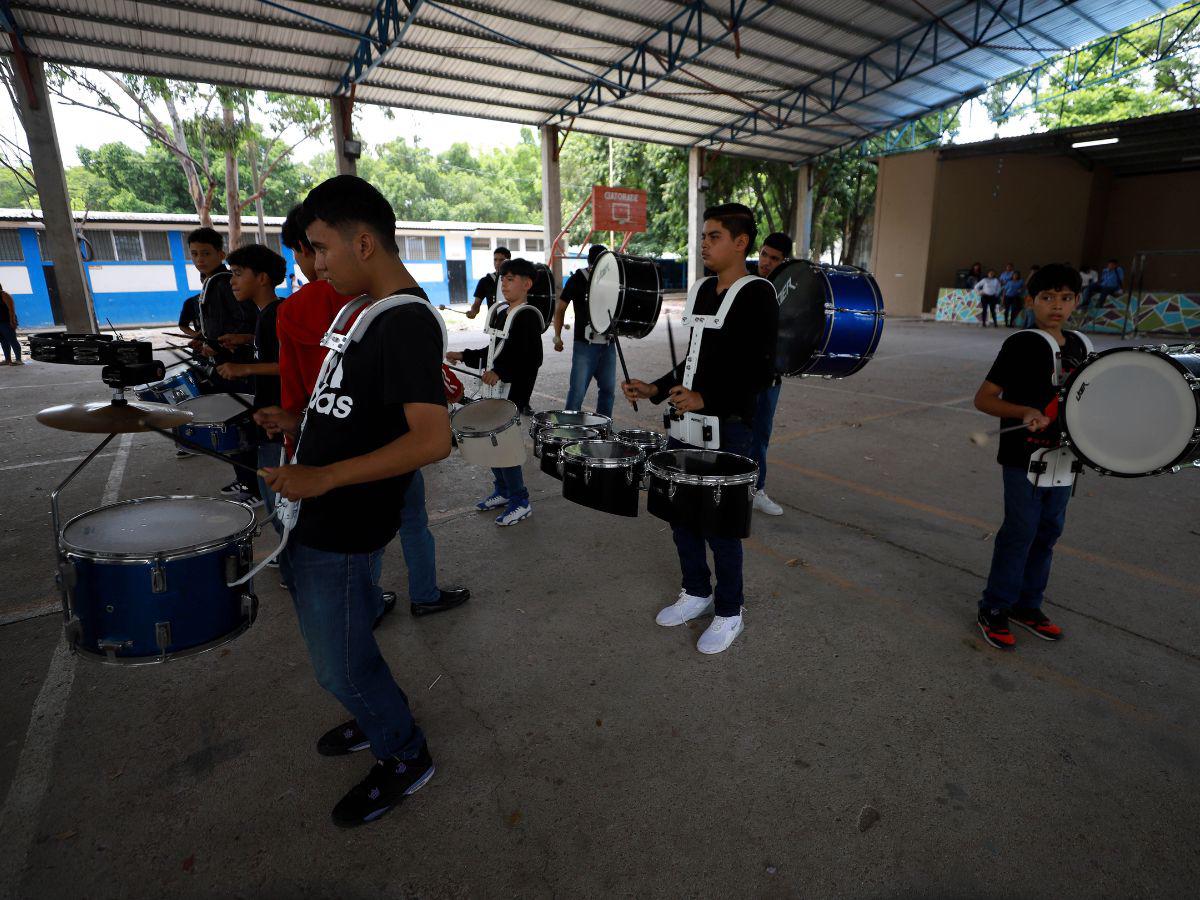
xmin=1063 ymin=350 xmax=1198 ymax=475
xmin=588 ymin=252 xmax=621 ymax=335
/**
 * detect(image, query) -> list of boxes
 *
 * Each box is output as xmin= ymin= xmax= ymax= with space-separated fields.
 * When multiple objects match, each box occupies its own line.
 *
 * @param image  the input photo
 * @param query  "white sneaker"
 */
xmin=697 ymin=613 xmax=744 ymax=654
xmin=495 ymin=501 xmax=532 ymax=527
xmin=753 ymin=490 xmax=783 ymax=516
xmin=655 ymin=590 xmax=714 ymax=627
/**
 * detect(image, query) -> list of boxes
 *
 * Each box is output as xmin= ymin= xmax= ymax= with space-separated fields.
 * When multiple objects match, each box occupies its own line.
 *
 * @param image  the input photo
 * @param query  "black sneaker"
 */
xmin=1010 ymin=606 xmax=1064 ymax=641
xmin=317 ymin=719 xmax=371 ymax=756
xmin=219 ymin=480 xmax=247 ymax=495
xmin=372 ymin=591 xmax=397 ymax=630
xmin=331 ymin=744 xmax=435 ymax=828
xmin=977 ymin=608 xmax=1016 ymax=650
xmin=411 ymin=588 xmax=471 ymax=618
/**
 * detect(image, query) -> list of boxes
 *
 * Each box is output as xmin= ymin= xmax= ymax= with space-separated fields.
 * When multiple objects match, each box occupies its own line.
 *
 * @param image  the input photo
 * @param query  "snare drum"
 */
xmin=534 ymin=425 xmax=600 ymax=480
xmin=771 ymin=260 xmax=884 ymax=378
xmin=588 ymin=252 xmax=663 ymax=339
xmin=559 ymin=439 xmax=645 ymax=517
xmin=528 ymin=409 xmax=613 ymax=440
xmin=175 ymin=394 xmax=253 ymax=453
xmin=645 ymin=450 xmax=758 ymax=539
xmin=451 ymin=398 xmax=526 ymax=467
xmin=134 ymin=363 xmax=201 ymax=405
xmin=615 ymin=428 xmax=667 ymax=456
xmin=59 ymin=496 xmax=258 ymax=664
xmin=1061 ymin=344 xmax=1200 ymax=477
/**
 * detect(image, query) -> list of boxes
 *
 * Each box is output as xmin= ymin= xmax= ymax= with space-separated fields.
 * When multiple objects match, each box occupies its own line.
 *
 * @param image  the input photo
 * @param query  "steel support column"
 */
xmin=330 ymin=96 xmax=357 ymax=177
xmin=540 ymin=124 xmax=563 ymax=285
xmin=793 ymin=164 xmax=813 ymax=260
xmin=686 ymin=147 xmax=707 ymax=286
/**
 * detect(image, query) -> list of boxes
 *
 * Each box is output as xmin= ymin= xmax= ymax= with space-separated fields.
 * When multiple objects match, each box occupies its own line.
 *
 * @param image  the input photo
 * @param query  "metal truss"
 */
xmin=337 ymin=0 xmax=424 ymax=95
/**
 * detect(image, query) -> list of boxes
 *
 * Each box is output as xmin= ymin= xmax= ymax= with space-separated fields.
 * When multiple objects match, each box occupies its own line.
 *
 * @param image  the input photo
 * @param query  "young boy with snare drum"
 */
xmin=621 ymin=203 xmax=778 ymax=655
xmin=447 ymin=257 xmax=544 ymax=527
xmin=974 ymin=264 xmax=1089 ymax=651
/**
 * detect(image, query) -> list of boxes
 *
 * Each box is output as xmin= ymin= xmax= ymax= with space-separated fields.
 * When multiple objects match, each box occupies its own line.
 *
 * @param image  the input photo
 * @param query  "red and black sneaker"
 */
xmin=977 ymin=608 xmax=1016 ymax=650
xmin=1010 ymin=606 xmax=1064 ymax=641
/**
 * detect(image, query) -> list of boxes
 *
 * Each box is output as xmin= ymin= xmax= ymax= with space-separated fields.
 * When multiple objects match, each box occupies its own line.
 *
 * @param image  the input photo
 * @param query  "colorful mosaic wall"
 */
xmin=935 ymin=288 xmax=1200 ymax=335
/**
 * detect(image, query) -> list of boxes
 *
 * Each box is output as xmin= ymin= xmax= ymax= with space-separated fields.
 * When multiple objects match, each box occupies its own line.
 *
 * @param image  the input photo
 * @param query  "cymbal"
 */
xmin=36 ymin=400 xmax=193 ymax=433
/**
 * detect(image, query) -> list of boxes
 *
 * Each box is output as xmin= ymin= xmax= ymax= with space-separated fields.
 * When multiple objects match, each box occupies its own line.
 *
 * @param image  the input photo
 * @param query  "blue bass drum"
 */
xmin=60 ymin=496 xmax=258 ymax=664
xmin=134 ymin=363 xmax=201 ymax=405
xmin=175 ymin=393 xmax=253 ymax=453
xmin=770 ymin=260 xmax=884 ymax=378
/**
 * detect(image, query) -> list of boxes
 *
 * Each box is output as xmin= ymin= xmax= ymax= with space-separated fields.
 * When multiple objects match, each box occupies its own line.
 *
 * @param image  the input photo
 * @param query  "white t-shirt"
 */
xmin=974 ymin=277 xmax=1001 ymax=297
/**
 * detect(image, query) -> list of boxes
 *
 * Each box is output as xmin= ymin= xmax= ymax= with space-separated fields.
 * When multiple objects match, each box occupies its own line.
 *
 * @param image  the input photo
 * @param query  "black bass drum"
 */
xmin=587 ymin=252 xmax=662 ymax=339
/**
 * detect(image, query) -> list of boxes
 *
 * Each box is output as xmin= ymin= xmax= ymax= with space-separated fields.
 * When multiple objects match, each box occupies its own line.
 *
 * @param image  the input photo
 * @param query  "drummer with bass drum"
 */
xmin=553 ymin=244 xmax=615 ymax=417
xmin=621 ymin=203 xmax=778 ymax=655
xmin=748 ymin=231 xmax=794 ymax=517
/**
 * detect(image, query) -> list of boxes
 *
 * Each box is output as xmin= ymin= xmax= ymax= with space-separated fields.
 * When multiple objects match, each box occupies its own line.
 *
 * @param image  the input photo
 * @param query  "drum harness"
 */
xmin=229 ymin=293 xmax=448 ymax=586
xmin=671 ymin=274 xmax=771 ymax=450
xmin=578 ymin=267 xmax=610 ymax=344
xmin=1025 ymin=328 xmax=1093 ymax=491
xmin=468 ymin=301 xmax=544 ymax=400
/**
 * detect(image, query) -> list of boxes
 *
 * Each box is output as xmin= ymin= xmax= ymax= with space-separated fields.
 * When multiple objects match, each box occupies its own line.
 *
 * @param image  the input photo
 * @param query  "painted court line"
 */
xmin=0 ymin=433 xmax=132 ymax=896
xmin=0 ymin=453 xmax=116 ymax=473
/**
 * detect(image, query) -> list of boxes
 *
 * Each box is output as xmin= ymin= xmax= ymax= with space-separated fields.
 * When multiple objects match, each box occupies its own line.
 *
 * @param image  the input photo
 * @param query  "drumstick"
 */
xmin=437 ymin=305 xmax=475 ymax=317
xmin=446 ymin=363 xmax=484 ymax=379
xmin=969 ymin=422 xmax=1036 ymax=446
xmin=608 ymin=312 xmax=637 ymax=412
xmin=139 ymin=420 xmax=267 ymax=478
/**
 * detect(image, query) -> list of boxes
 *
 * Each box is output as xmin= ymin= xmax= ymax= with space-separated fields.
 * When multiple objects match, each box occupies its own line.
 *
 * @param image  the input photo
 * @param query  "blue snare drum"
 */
xmin=770 ymin=260 xmax=885 ymax=378
xmin=134 ymin=363 xmax=201 ymax=405
xmin=175 ymin=394 xmax=253 ymax=453
xmin=60 ymin=496 xmax=258 ymax=664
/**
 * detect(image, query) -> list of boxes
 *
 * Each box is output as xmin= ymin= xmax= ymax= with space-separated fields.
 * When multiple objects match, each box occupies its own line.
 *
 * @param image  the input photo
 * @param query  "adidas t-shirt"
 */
xmin=292 ymin=291 xmax=446 ymax=553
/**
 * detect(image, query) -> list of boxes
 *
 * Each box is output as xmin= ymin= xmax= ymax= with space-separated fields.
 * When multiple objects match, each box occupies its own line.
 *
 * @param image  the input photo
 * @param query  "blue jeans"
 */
xmin=0 ymin=323 xmax=20 ymax=361
xmin=980 ymin=466 xmax=1071 ymax=612
xmin=565 ymin=340 xmax=616 ymax=416
xmin=286 ymin=541 xmax=425 ymax=760
xmin=748 ymin=382 xmax=781 ymax=489
xmin=395 ymin=470 xmax=439 ymax=605
xmin=492 ymin=465 xmax=528 ymax=505
xmin=670 ymin=421 xmax=753 ymax=618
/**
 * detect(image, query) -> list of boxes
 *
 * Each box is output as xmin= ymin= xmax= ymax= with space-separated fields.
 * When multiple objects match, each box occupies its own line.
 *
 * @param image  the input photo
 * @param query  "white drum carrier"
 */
xmin=1026 ymin=329 xmax=1093 ymax=488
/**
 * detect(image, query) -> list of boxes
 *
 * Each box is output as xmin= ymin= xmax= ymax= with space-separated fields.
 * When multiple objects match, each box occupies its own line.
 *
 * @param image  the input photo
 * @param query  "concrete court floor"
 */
xmin=0 ymin=313 xmax=1197 ymax=899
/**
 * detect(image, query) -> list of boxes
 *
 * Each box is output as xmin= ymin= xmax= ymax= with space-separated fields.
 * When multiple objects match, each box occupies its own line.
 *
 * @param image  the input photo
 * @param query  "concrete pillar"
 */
xmin=330 ymin=97 xmax=358 ymax=177
xmin=540 ymin=124 xmax=562 ymax=283
xmin=11 ymin=56 xmax=96 ymax=333
xmin=687 ymin=147 xmax=707 ymax=285
xmin=793 ymin=164 xmax=813 ymax=260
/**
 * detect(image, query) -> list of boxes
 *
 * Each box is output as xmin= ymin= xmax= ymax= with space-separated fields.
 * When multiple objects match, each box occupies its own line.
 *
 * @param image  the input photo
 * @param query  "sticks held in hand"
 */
xmin=968 ymin=422 xmax=1034 ymax=446
xmin=139 ymin=420 xmax=266 ymax=479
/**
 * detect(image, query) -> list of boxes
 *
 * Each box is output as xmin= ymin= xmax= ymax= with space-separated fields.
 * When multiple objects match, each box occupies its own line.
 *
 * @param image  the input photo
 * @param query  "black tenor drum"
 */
xmin=770 ymin=259 xmax=884 ymax=378
xmin=495 ymin=263 xmax=555 ymax=332
xmin=615 ymin=428 xmax=667 ymax=456
xmin=1061 ymin=344 xmax=1200 ymax=477
xmin=534 ymin=425 xmax=600 ymax=480
xmin=528 ymin=409 xmax=612 ymax=440
xmin=559 ymin=440 xmax=645 ymax=517
xmin=588 ymin=252 xmax=663 ymax=339
xmin=645 ymin=450 xmax=758 ymax=539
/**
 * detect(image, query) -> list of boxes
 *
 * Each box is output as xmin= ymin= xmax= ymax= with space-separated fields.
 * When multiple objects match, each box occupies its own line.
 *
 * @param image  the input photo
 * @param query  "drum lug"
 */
xmin=668 ymin=482 xmax=677 ymax=500
xmin=150 ymin=559 xmax=167 ymax=594
xmin=242 ymin=592 xmax=258 ymax=621
xmin=490 ymin=434 xmax=499 ymax=447
xmin=713 ymin=484 xmax=722 ymax=507
xmin=155 ymin=622 xmax=172 ymax=653
xmin=624 ymin=468 xmax=634 ymax=485
xmin=97 ymin=637 xmax=133 ymax=661
xmin=584 ymin=467 xmax=592 ymax=486
xmin=557 ymin=457 xmax=565 ymax=477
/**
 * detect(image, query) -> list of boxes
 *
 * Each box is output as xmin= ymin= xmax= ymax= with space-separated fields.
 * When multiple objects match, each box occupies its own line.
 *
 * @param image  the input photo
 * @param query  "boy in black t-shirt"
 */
xmin=974 ymin=264 xmax=1087 ymax=650
xmin=217 ymin=244 xmax=287 ymax=521
xmin=447 ymin=257 xmax=543 ymax=526
xmin=465 ymin=246 xmax=512 ymax=319
xmin=254 ymin=176 xmax=450 ymax=829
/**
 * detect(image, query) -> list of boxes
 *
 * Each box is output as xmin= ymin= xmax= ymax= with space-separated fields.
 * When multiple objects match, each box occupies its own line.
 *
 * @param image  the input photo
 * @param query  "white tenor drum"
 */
xmin=451 ymin=398 xmax=526 ymax=468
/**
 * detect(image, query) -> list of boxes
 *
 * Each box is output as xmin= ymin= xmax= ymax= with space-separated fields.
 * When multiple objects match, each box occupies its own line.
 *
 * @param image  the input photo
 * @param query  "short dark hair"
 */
xmin=187 ymin=227 xmax=223 ymax=251
xmin=1027 ymin=263 xmax=1081 ymax=297
xmin=226 ymin=244 xmax=287 ymax=287
xmin=762 ymin=232 xmax=792 ymax=255
xmin=587 ymin=244 xmax=607 ymax=266
xmin=500 ymin=257 xmax=538 ymax=280
xmin=703 ymin=202 xmax=757 ymax=251
xmin=494 ymin=246 xmax=512 ymax=260
xmin=281 ymin=204 xmax=313 ymax=254
xmin=302 ymin=175 xmax=398 ymax=254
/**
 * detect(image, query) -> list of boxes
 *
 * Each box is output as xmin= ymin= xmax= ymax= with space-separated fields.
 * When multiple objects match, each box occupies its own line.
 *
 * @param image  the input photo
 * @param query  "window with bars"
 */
xmin=524 ymin=238 xmax=545 ymax=253
xmin=83 ymin=228 xmax=116 ymax=261
xmin=80 ymin=229 xmax=175 ymax=262
xmin=35 ymin=231 xmax=52 ymax=262
xmin=142 ymin=231 xmax=172 ymax=260
xmin=235 ymin=232 xmax=283 ymax=254
xmin=491 ymin=237 xmax=522 ymax=253
xmin=402 ymin=236 xmax=440 ymax=261
xmin=0 ymin=231 xmax=23 ymax=261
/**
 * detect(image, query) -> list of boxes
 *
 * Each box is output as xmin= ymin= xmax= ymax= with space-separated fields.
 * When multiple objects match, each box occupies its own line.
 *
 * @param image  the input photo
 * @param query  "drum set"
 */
xmin=32 ymin=331 xmax=262 ymax=666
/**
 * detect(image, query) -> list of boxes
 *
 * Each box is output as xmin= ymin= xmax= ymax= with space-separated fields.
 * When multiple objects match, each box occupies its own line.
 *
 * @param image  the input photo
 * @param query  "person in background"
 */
xmin=1081 ymin=259 xmax=1124 ymax=309
xmin=966 ymin=262 xmax=984 ymax=289
xmin=750 ymin=231 xmax=792 ymax=517
xmin=975 ymin=269 xmax=1002 ymax=328
xmin=1078 ymin=264 xmax=1099 ymax=301
xmin=1002 ymin=268 xmax=1025 ymax=328
xmin=998 ymin=262 xmax=1015 ymax=295
xmin=177 ymin=294 xmax=202 ymax=340
xmin=466 ymin=246 xmax=512 ymax=319
xmin=0 ymin=281 xmax=22 ymax=365
xmin=553 ymin=244 xmax=614 ymax=416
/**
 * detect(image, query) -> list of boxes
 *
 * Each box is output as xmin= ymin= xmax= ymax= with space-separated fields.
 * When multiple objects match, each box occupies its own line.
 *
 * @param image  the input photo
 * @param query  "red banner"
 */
xmin=592 ymin=185 xmax=647 ymax=233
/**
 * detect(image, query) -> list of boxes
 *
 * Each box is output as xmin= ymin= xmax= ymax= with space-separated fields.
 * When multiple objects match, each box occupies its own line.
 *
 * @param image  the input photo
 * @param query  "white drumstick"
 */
xmin=969 ymin=422 xmax=1034 ymax=446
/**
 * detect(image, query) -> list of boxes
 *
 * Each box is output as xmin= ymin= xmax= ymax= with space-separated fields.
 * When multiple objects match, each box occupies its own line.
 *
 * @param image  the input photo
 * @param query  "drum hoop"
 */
xmin=60 ymin=495 xmax=258 ymax=562
xmin=453 ymin=409 xmax=521 ymax=439
xmin=646 ymin=451 xmax=758 ymax=486
xmin=562 ymin=439 xmax=644 ymax=468
xmin=543 ymin=410 xmax=613 ymax=429
xmin=74 ymin=617 xmax=255 ymax=667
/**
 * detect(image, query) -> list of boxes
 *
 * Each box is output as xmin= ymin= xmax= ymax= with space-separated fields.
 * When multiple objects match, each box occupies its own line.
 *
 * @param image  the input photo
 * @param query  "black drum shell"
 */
xmin=560 ymin=456 xmax=642 ymax=517
xmin=646 ymin=473 xmax=754 ymax=539
xmin=587 ymin=252 xmax=663 ymax=339
xmin=535 ymin=426 xmax=601 ymax=480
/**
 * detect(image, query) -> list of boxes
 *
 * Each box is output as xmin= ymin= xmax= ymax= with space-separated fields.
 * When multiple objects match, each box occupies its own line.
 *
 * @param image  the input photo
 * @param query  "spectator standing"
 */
xmin=998 ymin=262 xmax=1015 ymax=295
xmin=0 ymin=281 xmax=21 ymax=365
xmin=975 ymin=269 xmax=1002 ymax=328
xmin=966 ymin=262 xmax=984 ymax=288
xmin=1003 ymin=269 xmax=1026 ymax=328
xmin=1082 ymin=259 xmax=1124 ymax=309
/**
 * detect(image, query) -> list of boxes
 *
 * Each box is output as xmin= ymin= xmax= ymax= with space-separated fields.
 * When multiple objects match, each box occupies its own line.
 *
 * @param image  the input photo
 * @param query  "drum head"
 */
xmin=179 ymin=394 xmax=251 ymax=423
xmin=588 ymin=252 xmax=621 ymax=335
xmin=541 ymin=425 xmax=599 ymax=444
xmin=649 ymin=449 xmax=758 ymax=479
xmin=62 ymin=497 xmax=254 ymax=557
xmin=452 ymin=398 xmax=519 ymax=434
xmin=1064 ymin=349 xmax=1199 ymax=474
xmin=562 ymin=439 xmax=640 ymax=462
xmin=616 ymin=428 xmax=666 ymax=451
xmin=542 ymin=410 xmax=612 ymax=432
xmin=770 ymin=260 xmax=826 ymax=375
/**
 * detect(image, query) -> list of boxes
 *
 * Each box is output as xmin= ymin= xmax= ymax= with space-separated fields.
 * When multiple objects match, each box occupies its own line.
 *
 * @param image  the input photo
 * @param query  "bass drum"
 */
xmin=1061 ymin=344 xmax=1200 ymax=477
xmin=771 ymin=260 xmax=884 ymax=378
xmin=494 ymin=263 xmax=555 ymax=333
xmin=587 ymin=252 xmax=663 ymax=339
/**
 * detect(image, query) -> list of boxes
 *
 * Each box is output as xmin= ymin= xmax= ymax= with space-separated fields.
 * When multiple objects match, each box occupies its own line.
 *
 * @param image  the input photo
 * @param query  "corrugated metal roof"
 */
xmin=0 ymin=207 xmax=545 ymax=231
xmin=3 ymin=0 xmax=1170 ymax=163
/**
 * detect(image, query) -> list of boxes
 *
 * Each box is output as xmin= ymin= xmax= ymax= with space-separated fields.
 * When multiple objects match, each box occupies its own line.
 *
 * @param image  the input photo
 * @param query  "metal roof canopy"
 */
xmin=936 ymin=107 xmax=1200 ymax=176
xmin=0 ymin=1 xmax=1175 ymax=163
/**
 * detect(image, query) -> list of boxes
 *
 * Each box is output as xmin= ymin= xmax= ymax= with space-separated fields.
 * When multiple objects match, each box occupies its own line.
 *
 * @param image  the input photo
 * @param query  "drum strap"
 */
xmin=196 ymin=270 xmax=232 ymax=337
xmin=1028 ymin=328 xmax=1093 ymax=387
xmin=483 ymin=303 xmax=543 ymax=395
xmin=1022 ymin=328 xmax=1092 ymax=490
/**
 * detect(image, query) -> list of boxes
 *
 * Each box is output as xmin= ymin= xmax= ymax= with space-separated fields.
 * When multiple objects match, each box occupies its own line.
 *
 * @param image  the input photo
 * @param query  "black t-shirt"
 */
xmin=292 ymin=292 xmax=446 ymax=553
xmin=474 ymin=272 xmax=497 ymax=306
xmin=199 ymin=268 xmax=256 ymax=361
xmin=560 ymin=268 xmax=591 ymax=340
xmin=651 ymin=277 xmax=778 ymax=424
xmin=253 ymin=299 xmax=282 ymax=442
xmin=985 ymin=330 xmax=1088 ymax=468
xmin=461 ymin=303 xmax=543 ymax=413
xmin=178 ymin=295 xmax=201 ymax=332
